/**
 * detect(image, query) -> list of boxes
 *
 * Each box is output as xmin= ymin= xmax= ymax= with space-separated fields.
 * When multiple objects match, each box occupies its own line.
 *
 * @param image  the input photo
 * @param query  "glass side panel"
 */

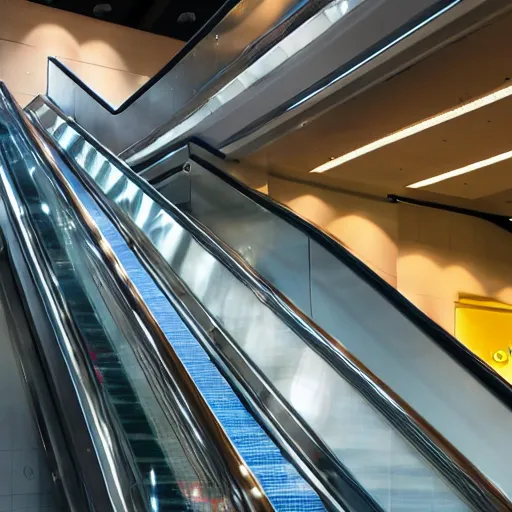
xmin=1 ymin=120 xmax=221 ymax=511
xmin=35 ymin=107 xmax=475 ymax=511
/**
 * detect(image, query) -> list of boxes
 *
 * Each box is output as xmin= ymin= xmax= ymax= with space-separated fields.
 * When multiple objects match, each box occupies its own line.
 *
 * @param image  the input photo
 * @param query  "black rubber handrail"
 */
xmin=388 ymin=194 xmax=512 ymax=233
xmin=125 ymin=0 xmax=467 ymax=167
xmin=185 ymin=149 xmax=512 ymax=411
xmin=46 ymin=0 xmax=242 ymax=115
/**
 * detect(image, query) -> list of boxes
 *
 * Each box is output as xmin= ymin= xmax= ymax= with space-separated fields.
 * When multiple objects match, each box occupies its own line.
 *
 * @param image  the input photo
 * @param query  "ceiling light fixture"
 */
xmin=177 ymin=12 xmax=196 ymax=24
xmin=93 ymin=3 xmax=112 ymax=17
xmin=310 ymin=83 xmax=512 ymax=174
xmin=407 ymin=148 xmax=512 ymax=189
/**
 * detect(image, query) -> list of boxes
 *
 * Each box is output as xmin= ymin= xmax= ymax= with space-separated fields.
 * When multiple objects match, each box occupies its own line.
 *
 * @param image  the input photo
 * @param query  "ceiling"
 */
xmin=29 ymin=0 xmax=230 ymax=41
xmin=246 ymin=5 xmax=512 ymax=216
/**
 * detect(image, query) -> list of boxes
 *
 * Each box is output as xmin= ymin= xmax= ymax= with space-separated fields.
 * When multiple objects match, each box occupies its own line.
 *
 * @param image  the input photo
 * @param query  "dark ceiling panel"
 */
xmin=29 ymin=0 xmax=229 ymax=41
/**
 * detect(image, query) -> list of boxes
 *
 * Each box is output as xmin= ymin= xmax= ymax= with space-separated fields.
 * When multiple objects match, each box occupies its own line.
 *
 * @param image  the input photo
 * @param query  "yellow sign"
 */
xmin=455 ymin=296 xmax=512 ymax=383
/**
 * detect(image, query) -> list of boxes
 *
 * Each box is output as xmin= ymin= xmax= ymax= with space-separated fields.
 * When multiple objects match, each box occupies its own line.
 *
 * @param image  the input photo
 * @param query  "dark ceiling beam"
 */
xmin=138 ymin=0 xmax=172 ymax=31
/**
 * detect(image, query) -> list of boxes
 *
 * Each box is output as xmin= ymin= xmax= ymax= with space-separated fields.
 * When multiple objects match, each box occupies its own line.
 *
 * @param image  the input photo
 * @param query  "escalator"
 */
xmin=42 ymin=0 xmax=510 ymax=164
xmin=0 ymin=84 xmax=329 ymax=511
xmin=24 ymin=92 xmax=512 ymax=511
xmin=0 ymin=83 xmax=228 ymax=511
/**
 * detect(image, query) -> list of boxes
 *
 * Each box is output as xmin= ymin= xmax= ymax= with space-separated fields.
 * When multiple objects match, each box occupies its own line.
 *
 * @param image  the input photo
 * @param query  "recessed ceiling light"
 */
xmin=177 ymin=12 xmax=196 ymax=24
xmin=93 ymin=3 xmax=112 ymax=17
xmin=407 ymin=148 xmax=512 ymax=189
xmin=310 ymin=83 xmax=512 ymax=173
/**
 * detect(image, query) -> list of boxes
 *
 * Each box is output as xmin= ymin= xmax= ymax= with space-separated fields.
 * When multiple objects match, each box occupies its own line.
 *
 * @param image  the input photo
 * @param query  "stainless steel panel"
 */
xmin=45 ymin=0 xmax=305 ymax=154
xmin=46 ymin=63 xmax=75 ymax=119
xmin=158 ymin=171 xmax=191 ymax=206
xmin=147 ymin=145 xmax=512 ymax=505
xmin=41 ymin=0 xmax=499 ymax=166
xmin=309 ymin=238 xmax=512 ymax=499
xmin=167 ymin=158 xmax=512 ymax=506
xmin=179 ymin=154 xmax=512 ymax=503
xmin=187 ymin=162 xmax=312 ymax=316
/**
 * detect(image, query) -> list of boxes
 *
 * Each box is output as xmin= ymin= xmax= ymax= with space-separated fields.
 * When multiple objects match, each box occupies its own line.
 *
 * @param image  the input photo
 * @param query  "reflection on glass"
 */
xmin=2 ymin=118 xmax=221 ymax=511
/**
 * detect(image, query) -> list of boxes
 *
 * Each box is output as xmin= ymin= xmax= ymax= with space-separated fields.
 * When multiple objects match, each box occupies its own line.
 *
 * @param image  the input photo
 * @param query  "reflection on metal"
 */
xmin=150 ymin=142 xmax=512 ymax=507
xmin=30 ymin=96 xmax=512 ymax=511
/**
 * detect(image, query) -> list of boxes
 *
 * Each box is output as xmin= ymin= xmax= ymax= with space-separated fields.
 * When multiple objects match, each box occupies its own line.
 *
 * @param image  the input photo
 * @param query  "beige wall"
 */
xmin=397 ymin=204 xmax=512 ymax=334
xmin=266 ymin=175 xmax=512 ymax=334
xmin=268 ymin=176 xmax=399 ymax=286
xmin=0 ymin=0 xmax=184 ymax=107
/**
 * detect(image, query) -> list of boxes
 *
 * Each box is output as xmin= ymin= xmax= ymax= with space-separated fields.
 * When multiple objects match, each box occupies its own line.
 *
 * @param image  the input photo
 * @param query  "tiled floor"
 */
xmin=0 ymin=300 xmax=62 ymax=512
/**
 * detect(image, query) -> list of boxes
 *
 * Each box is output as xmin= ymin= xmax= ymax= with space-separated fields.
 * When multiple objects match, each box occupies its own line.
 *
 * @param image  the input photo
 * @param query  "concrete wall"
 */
xmin=266 ymin=175 xmax=512 ymax=335
xmin=0 ymin=0 xmax=184 ymax=107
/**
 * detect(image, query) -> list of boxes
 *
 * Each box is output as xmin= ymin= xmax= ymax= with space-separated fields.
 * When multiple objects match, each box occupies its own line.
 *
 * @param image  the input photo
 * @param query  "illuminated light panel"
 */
xmin=407 ymin=149 xmax=512 ymax=189
xmin=310 ymin=84 xmax=512 ymax=173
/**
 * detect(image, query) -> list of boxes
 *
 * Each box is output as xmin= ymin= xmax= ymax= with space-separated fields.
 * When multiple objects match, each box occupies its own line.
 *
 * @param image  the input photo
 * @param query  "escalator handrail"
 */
xmin=33 ymin=95 xmax=512 ymax=511
xmin=186 ymin=145 xmax=512 ymax=408
xmin=29 ymin=107 xmax=378 ymax=511
xmin=11 ymin=86 xmax=273 ymax=512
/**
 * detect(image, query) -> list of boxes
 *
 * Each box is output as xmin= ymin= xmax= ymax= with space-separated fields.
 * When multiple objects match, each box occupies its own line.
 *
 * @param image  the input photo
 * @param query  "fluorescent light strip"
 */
xmin=311 ymin=84 xmax=512 ymax=173
xmin=407 ymin=148 xmax=512 ymax=189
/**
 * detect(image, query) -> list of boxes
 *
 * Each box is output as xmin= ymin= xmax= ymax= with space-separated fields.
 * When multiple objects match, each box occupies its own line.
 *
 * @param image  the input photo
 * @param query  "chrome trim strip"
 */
xmin=33 ymin=97 xmax=512 ymax=511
